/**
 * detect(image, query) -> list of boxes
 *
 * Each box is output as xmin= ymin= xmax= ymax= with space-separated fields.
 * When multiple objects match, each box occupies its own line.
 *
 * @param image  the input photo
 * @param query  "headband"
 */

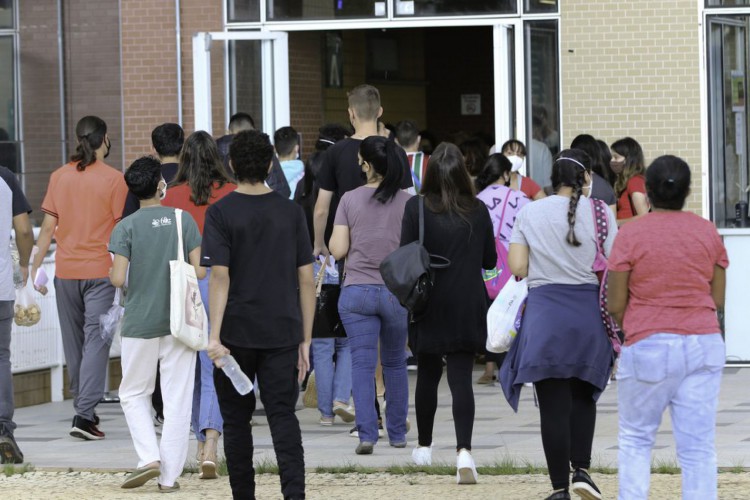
xmin=555 ymin=157 xmax=587 ymax=170
xmin=318 ymin=138 xmax=335 ymax=145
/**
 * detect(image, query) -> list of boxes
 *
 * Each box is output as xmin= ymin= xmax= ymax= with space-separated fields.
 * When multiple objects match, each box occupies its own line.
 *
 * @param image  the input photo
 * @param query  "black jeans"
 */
xmin=535 ymin=378 xmax=597 ymax=490
xmin=215 ymin=344 xmax=305 ymax=500
xmin=415 ymin=351 xmax=475 ymax=451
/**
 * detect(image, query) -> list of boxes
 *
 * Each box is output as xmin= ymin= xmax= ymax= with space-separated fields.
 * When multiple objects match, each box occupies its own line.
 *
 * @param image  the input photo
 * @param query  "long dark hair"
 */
xmin=551 ymin=149 xmax=591 ymax=247
xmin=611 ymin=137 xmax=646 ymax=196
xmin=173 ymin=131 xmax=233 ymax=205
xmin=475 ymin=153 xmax=512 ymax=192
xmin=71 ymin=116 xmax=107 ymax=171
xmin=570 ymin=134 xmax=613 ymax=185
xmin=421 ymin=142 xmax=480 ymax=219
xmin=360 ymin=136 xmax=405 ymax=204
xmin=459 ymin=137 xmax=488 ymax=177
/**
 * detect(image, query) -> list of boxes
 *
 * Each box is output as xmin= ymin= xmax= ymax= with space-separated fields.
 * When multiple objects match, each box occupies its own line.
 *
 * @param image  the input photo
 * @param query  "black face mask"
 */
xmin=104 ymin=137 xmax=111 ymax=159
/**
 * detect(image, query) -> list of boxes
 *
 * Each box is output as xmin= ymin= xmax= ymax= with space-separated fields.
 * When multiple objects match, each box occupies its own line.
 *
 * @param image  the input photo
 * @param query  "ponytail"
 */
xmin=552 ymin=151 xmax=590 ymax=247
xmin=475 ymin=153 xmax=512 ymax=192
xmin=71 ymin=116 xmax=107 ymax=171
xmin=360 ymin=136 xmax=405 ymax=204
xmin=566 ymin=175 xmax=584 ymax=247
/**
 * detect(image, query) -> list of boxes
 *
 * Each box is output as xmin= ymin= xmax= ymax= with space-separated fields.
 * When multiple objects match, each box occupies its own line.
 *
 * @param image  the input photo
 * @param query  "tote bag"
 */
xmin=312 ymin=260 xmax=346 ymax=338
xmin=486 ymin=278 xmax=528 ymax=353
xmin=170 ymin=209 xmax=209 ymax=350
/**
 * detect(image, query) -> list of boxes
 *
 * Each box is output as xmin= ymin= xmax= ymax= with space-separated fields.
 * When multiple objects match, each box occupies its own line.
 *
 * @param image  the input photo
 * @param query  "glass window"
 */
xmin=707 ymin=16 xmax=750 ymax=227
xmin=0 ymin=36 xmax=18 ymax=173
xmin=0 ymin=0 xmax=13 ymax=29
xmin=227 ymin=0 xmax=260 ymax=23
xmin=525 ymin=20 xmax=560 ymax=190
xmin=395 ymin=0 xmax=514 ymax=17
xmin=268 ymin=0 xmax=387 ymax=21
xmin=229 ymin=40 xmax=264 ymax=132
xmin=706 ymin=0 xmax=750 ymax=6
xmin=525 ymin=0 xmax=558 ymax=14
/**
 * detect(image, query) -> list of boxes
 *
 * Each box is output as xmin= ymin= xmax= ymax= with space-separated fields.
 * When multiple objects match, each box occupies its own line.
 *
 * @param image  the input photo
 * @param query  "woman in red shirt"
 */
xmin=162 ymin=131 xmax=235 ymax=479
xmin=611 ymin=137 xmax=649 ymax=224
xmin=500 ymin=140 xmax=546 ymax=201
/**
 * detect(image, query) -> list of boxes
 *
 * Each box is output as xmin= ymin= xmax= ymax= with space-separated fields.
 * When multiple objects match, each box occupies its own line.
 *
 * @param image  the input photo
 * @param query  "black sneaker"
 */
xmin=0 ymin=434 xmax=24 ymax=464
xmin=545 ymin=490 xmax=570 ymax=500
xmin=70 ymin=415 xmax=105 ymax=440
xmin=571 ymin=469 xmax=602 ymax=500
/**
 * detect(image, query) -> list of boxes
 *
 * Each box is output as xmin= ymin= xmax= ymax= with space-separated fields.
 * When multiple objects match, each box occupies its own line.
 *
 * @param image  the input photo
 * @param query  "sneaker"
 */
xmin=389 ymin=441 xmax=407 ymax=448
xmin=412 ymin=444 xmax=432 ymax=466
xmin=333 ymin=402 xmax=355 ymax=423
xmin=571 ymin=469 xmax=602 ymax=500
xmin=476 ymin=373 xmax=496 ymax=385
xmin=70 ymin=415 xmax=105 ymax=440
xmin=319 ymin=416 xmax=334 ymax=426
xmin=0 ymin=434 xmax=23 ymax=464
xmin=406 ymin=356 xmax=418 ymax=371
xmin=545 ymin=490 xmax=571 ymax=500
xmin=456 ymin=448 xmax=478 ymax=484
xmin=158 ymin=481 xmax=180 ymax=493
xmin=349 ymin=421 xmax=384 ymax=438
xmin=355 ymin=441 xmax=374 ymax=455
xmin=121 ymin=466 xmax=160 ymax=489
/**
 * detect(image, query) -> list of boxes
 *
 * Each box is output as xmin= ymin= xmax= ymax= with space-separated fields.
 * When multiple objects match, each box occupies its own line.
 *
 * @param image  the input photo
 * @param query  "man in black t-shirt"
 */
xmin=202 ymin=130 xmax=314 ymax=500
xmin=313 ymin=84 xmax=413 ymax=255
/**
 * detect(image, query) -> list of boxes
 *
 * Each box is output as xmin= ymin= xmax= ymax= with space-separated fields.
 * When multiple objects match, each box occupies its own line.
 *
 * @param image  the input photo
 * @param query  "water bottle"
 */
xmin=219 ymin=355 xmax=253 ymax=395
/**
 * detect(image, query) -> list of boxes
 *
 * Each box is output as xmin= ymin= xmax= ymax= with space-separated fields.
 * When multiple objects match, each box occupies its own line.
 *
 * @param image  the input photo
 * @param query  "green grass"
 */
xmin=651 ymin=457 xmax=681 ymax=475
xmin=315 ymin=462 xmax=379 ymax=475
xmin=3 ymin=463 xmax=34 ymax=477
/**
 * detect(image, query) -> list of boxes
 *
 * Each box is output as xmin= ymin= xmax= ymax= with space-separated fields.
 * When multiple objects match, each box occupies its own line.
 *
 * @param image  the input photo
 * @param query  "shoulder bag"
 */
xmin=170 ymin=209 xmax=209 ymax=350
xmin=380 ymin=196 xmax=450 ymax=321
xmin=312 ymin=258 xmax=346 ymax=338
xmin=590 ymin=199 xmax=622 ymax=353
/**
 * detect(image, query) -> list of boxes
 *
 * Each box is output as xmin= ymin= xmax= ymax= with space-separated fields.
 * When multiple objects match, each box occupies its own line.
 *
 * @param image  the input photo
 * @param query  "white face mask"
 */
xmin=159 ymin=180 xmax=167 ymax=200
xmin=507 ymin=155 xmax=524 ymax=173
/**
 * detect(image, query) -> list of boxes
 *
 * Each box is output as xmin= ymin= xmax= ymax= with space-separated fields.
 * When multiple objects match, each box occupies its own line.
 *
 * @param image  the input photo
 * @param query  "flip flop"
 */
xmin=199 ymin=460 xmax=217 ymax=479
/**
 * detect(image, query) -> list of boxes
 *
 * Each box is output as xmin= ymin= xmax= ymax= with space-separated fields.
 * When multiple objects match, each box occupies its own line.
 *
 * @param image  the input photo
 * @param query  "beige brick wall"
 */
xmin=561 ymin=0 xmax=704 ymax=213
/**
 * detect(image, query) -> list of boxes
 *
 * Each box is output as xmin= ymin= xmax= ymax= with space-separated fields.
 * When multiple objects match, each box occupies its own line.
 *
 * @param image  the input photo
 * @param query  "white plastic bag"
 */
xmin=14 ymin=281 xmax=41 ymax=327
xmin=486 ymin=278 xmax=528 ymax=353
xmin=100 ymin=288 xmax=124 ymax=345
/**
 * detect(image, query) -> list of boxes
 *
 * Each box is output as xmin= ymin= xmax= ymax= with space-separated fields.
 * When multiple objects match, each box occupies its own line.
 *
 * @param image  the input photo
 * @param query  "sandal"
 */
xmin=199 ymin=436 xmax=219 ymax=479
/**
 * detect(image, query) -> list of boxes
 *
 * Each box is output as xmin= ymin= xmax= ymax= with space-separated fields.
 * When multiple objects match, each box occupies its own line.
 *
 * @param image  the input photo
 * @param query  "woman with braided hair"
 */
xmin=500 ymin=149 xmax=617 ymax=500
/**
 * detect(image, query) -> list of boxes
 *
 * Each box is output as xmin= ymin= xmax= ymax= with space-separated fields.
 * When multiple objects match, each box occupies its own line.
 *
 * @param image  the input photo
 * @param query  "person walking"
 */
xmin=162 ymin=131 xmax=236 ymax=479
xmin=109 ymin=156 xmax=204 ymax=493
xmin=204 ymin=130 xmax=314 ymax=500
xmin=0 ymin=166 xmax=33 ymax=464
xmin=610 ymin=137 xmax=649 ymax=225
xmin=405 ymin=143 xmax=496 ymax=485
xmin=607 ymin=155 xmax=728 ymax=500
xmin=31 ymin=116 xmax=128 ymax=440
xmin=500 ymin=149 xmax=617 ymax=500
xmin=328 ymin=136 xmax=411 ymax=454
xmin=500 ymin=140 xmax=546 ymax=201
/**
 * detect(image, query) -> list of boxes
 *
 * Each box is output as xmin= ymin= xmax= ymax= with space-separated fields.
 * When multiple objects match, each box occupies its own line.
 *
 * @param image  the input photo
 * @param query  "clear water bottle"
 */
xmin=219 ymin=355 xmax=253 ymax=395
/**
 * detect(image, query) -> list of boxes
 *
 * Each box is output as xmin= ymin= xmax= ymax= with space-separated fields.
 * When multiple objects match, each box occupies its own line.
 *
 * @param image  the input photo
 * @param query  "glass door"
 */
xmin=192 ymin=31 xmax=289 ymax=136
xmin=708 ymin=17 xmax=748 ymax=227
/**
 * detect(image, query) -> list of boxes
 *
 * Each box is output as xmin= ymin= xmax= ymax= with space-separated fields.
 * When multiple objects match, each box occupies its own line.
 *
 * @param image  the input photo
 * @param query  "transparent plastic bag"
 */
xmin=100 ymin=288 xmax=124 ymax=345
xmin=312 ymin=255 xmax=340 ymax=285
xmin=14 ymin=281 xmax=41 ymax=327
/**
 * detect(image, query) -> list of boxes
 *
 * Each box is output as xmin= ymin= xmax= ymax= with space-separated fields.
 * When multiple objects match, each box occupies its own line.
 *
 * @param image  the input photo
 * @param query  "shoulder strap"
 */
xmin=589 ymin=198 xmax=607 ymax=252
xmin=496 ymin=192 xmax=512 ymax=239
xmin=418 ymin=195 xmax=424 ymax=244
xmin=175 ymin=208 xmax=184 ymax=262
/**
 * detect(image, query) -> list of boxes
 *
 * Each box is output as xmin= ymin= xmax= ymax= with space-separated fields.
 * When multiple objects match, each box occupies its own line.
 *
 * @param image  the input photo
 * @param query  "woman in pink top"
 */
xmin=608 ymin=155 xmax=728 ymax=500
xmin=162 ymin=131 xmax=235 ymax=479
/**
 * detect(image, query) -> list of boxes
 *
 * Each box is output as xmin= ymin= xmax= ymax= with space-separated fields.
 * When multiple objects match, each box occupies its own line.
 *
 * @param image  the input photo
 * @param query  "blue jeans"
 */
xmin=338 ymin=285 xmax=409 ymax=444
xmin=191 ymin=270 xmax=223 ymax=441
xmin=311 ymin=337 xmax=352 ymax=418
xmin=617 ymin=333 xmax=724 ymax=500
xmin=0 ymin=301 xmax=15 ymax=436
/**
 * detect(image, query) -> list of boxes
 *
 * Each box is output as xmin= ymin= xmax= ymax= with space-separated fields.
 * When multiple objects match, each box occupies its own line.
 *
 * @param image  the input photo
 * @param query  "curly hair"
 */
xmin=229 ymin=130 xmax=275 ymax=184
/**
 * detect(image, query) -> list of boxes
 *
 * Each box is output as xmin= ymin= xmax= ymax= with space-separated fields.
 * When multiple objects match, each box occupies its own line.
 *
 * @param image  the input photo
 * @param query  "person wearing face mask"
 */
xmin=31 ymin=116 xmax=129 ymax=441
xmin=500 ymin=140 xmax=546 ymax=201
xmin=610 ymin=137 xmax=650 ymax=225
xmin=474 ymin=154 xmax=531 ymax=385
xmin=162 ymin=131 xmax=235 ymax=479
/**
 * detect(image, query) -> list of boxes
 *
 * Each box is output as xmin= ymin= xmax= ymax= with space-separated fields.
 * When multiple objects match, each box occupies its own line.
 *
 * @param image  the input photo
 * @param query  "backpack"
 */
xmin=482 ymin=188 xmax=528 ymax=299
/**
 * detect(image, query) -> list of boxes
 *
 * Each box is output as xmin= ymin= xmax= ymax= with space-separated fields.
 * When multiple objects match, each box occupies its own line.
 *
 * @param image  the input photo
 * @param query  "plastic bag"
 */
xmin=486 ymin=278 xmax=528 ymax=353
xmin=313 ymin=255 xmax=340 ymax=285
xmin=14 ymin=281 xmax=41 ymax=327
xmin=100 ymin=288 xmax=124 ymax=345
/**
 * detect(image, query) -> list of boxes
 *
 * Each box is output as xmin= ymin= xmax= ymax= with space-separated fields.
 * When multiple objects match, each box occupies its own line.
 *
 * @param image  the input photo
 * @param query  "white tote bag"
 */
xmin=486 ymin=278 xmax=528 ymax=353
xmin=170 ymin=209 xmax=209 ymax=350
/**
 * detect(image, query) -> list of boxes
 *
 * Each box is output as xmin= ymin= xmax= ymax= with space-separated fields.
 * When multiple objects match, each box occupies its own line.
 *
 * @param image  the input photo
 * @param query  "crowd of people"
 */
xmin=0 ymin=83 xmax=728 ymax=500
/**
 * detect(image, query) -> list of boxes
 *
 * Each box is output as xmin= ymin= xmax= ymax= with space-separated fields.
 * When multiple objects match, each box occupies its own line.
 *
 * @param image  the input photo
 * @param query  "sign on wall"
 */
xmin=461 ymin=94 xmax=481 ymax=115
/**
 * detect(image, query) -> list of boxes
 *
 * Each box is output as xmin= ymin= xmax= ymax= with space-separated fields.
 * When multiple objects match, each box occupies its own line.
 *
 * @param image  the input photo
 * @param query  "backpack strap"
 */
xmin=418 ymin=195 xmax=424 ymax=245
xmin=590 ymin=198 xmax=608 ymax=253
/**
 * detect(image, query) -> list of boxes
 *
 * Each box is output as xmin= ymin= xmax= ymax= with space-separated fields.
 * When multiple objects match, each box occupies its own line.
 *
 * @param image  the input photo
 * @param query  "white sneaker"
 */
xmin=412 ymin=445 xmax=432 ymax=466
xmin=456 ymin=448 xmax=478 ymax=484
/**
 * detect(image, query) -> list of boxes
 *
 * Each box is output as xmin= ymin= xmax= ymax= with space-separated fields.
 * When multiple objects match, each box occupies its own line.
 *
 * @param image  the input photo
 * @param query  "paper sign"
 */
xmin=461 ymin=94 xmax=481 ymax=116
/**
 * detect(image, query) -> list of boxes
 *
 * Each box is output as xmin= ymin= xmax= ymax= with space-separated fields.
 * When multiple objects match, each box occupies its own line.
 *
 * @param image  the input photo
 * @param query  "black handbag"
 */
xmin=380 ymin=196 xmax=450 ymax=321
xmin=312 ymin=263 xmax=346 ymax=338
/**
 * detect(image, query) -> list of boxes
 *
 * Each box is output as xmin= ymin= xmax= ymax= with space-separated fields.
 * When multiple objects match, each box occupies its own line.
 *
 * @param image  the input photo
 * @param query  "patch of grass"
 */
xmin=3 ymin=462 xmax=34 ymax=477
xmin=720 ymin=458 xmax=747 ymax=474
xmin=386 ymin=462 xmax=455 ymax=475
xmin=651 ymin=457 xmax=681 ymax=475
xmin=255 ymin=457 xmax=280 ymax=475
xmin=315 ymin=462 xmax=379 ymax=475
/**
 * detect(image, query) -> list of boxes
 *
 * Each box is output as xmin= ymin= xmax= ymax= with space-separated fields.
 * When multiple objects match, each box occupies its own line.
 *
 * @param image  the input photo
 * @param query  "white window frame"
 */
xmin=0 ymin=0 xmax=22 ymax=183
xmin=193 ymin=31 xmax=289 ymax=137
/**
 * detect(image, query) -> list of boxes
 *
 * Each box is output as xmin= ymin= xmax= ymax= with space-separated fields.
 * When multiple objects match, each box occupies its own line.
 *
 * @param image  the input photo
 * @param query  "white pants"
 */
xmin=120 ymin=335 xmax=196 ymax=487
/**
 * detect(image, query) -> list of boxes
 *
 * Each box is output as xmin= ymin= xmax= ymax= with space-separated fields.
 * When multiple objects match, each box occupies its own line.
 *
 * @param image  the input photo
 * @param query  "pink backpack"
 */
xmin=481 ymin=188 xmax=527 ymax=299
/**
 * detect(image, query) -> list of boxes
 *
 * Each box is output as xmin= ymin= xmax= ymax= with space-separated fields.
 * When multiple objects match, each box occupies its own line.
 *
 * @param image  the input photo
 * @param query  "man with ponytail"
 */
xmin=31 ymin=116 xmax=128 ymax=441
xmin=501 ymin=149 xmax=617 ymax=500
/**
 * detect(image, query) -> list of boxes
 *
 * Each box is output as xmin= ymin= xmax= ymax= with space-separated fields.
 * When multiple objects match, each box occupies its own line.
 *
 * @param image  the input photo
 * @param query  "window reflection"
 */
xmin=525 ymin=0 xmax=558 ymax=14
xmin=0 ymin=0 xmax=13 ymax=29
xmin=227 ymin=0 xmax=260 ymax=23
xmin=229 ymin=40 xmax=263 ymax=132
xmin=706 ymin=0 xmax=750 ymax=6
xmin=0 ymin=36 xmax=17 ymax=173
xmin=267 ymin=0 xmax=386 ymax=21
xmin=395 ymin=0 xmax=514 ymax=17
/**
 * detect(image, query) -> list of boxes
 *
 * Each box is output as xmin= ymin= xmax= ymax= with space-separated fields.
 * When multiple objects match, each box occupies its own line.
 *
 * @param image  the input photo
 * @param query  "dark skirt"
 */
xmin=500 ymin=283 xmax=614 ymax=412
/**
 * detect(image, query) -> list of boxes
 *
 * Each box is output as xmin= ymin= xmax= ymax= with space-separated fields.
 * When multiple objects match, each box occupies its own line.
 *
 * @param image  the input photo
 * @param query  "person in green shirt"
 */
xmin=108 ymin=156 xmax=204 ymax=493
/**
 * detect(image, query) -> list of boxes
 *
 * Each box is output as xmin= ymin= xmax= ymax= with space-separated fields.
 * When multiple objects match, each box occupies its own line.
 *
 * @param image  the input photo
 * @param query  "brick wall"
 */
xmin=561 ymin=0 xmax=703 ymax=213
xmin=289 ymin=32 xmax=324 ymax=160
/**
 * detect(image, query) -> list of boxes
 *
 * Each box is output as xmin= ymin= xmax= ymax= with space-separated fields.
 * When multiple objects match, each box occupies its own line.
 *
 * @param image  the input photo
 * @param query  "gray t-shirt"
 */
xmin=334 ymin=186 xmax=412 ymax=286
xmin=510 ymin=195 xmax=617 ymax=288
xmin=109 ymin=206 xmax=201 ymax=339
xmin=1 ymin=167 xmax=32 ymax=301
